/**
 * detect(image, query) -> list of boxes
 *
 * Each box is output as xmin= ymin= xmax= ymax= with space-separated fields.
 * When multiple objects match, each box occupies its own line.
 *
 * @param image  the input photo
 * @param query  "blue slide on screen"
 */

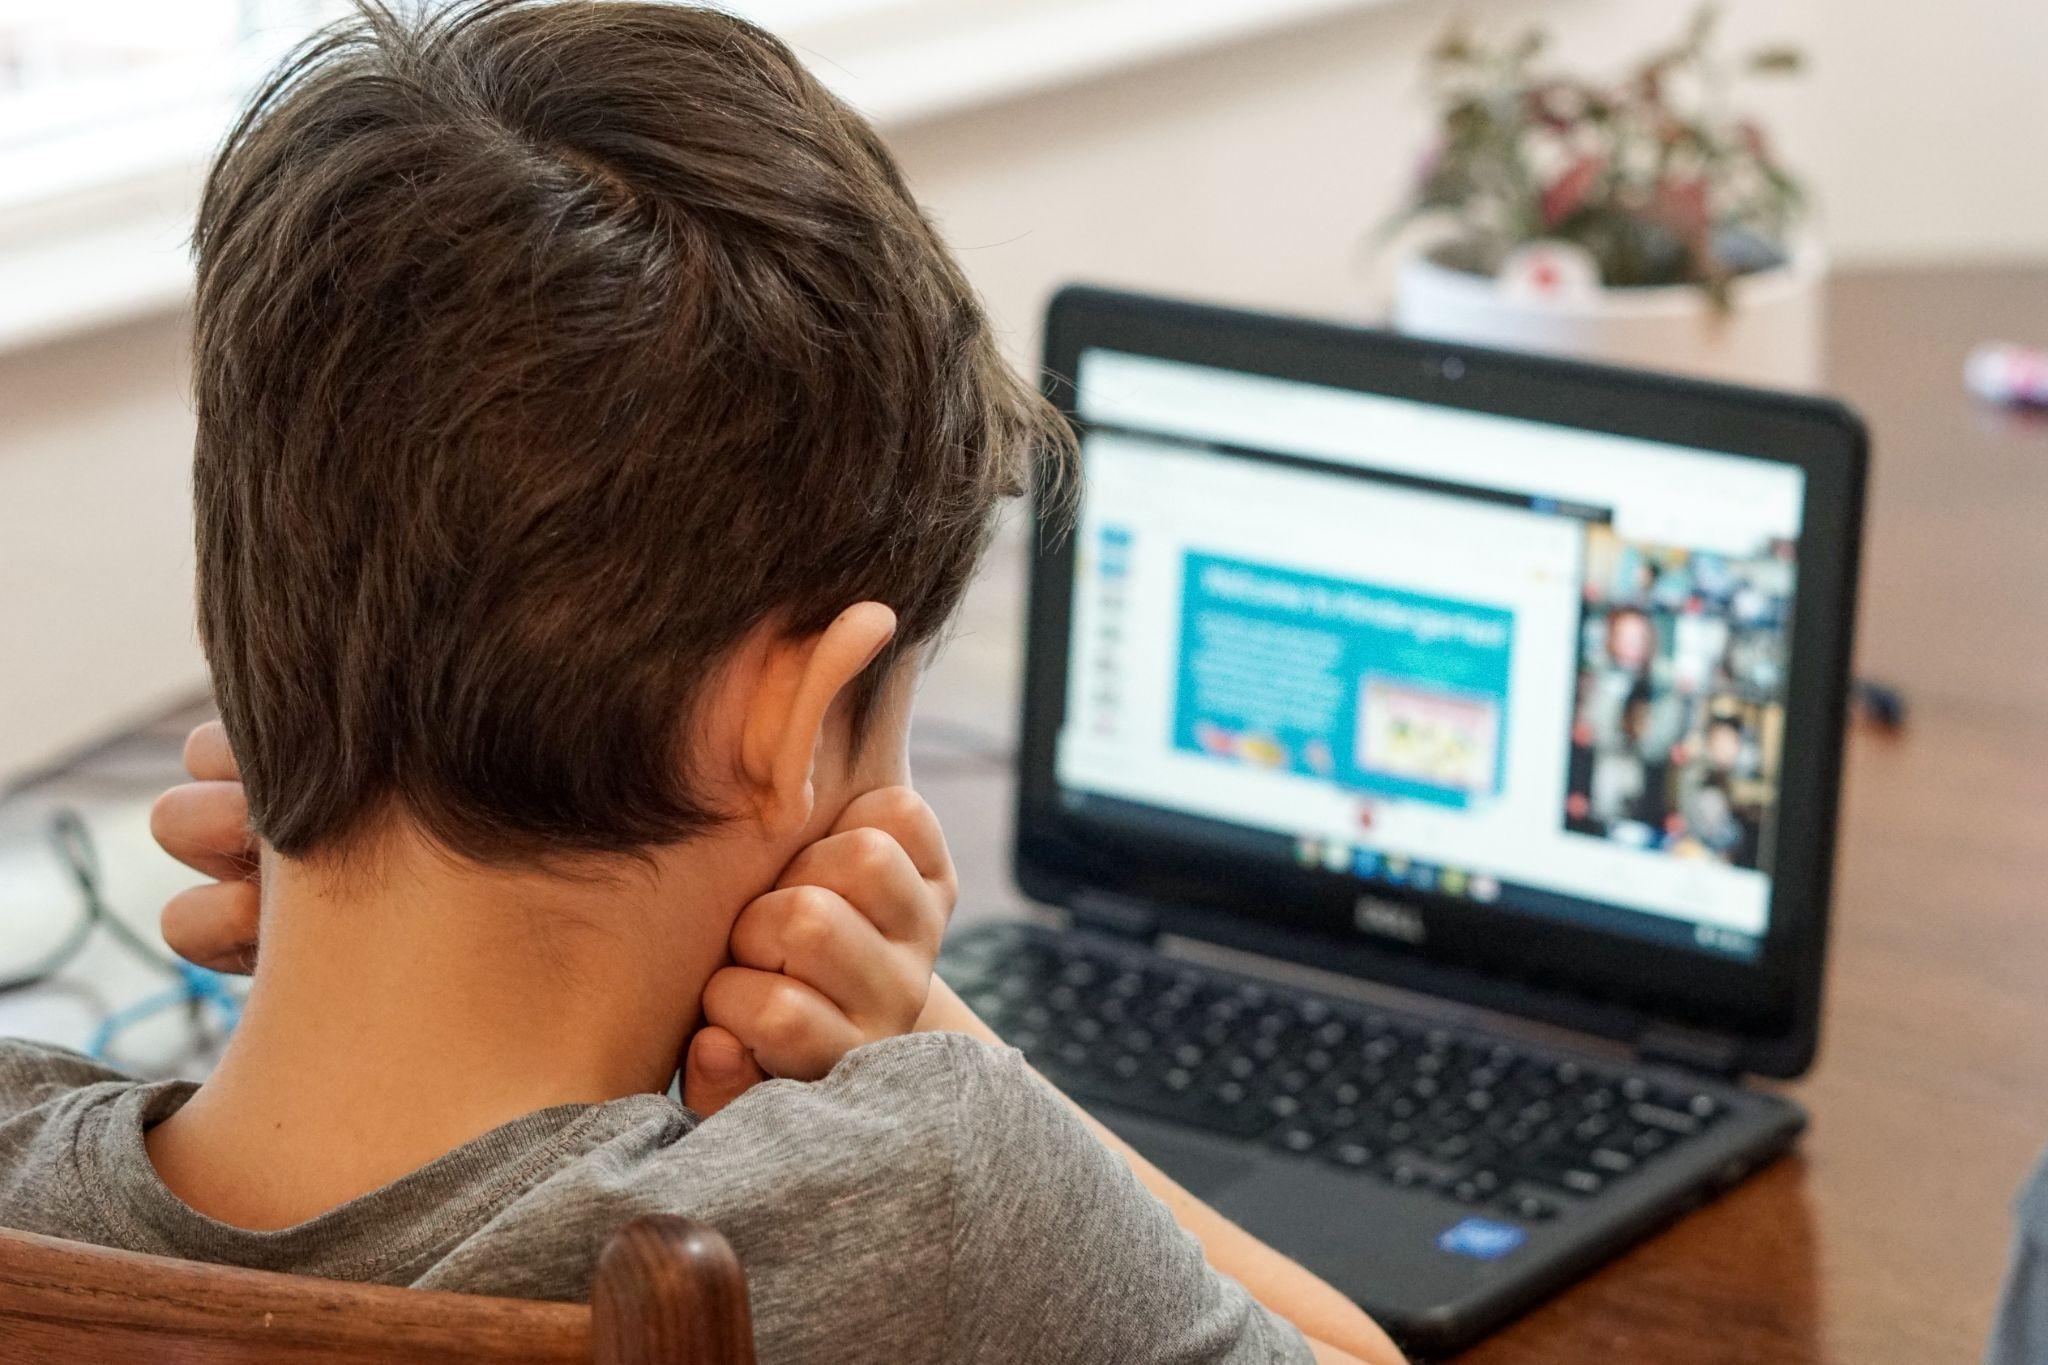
xmin=1172 ymin=552 xmax=1516 ymax=809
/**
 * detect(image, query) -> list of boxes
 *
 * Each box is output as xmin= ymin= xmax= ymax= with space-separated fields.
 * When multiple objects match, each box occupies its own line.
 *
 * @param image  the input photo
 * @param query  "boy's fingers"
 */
xmin=159 ymin=880 xmax=261 ymax=974
xmin=151 ymin=741 xmax=264 ymax=976
xmin=774 ymin=826 xmax=945 ymax=950
xmin=680 ymin=1025 xmax=768 ymax=1119
xmin=830 ymin=786 xmax=957 ymax=893
xmin=701 ymin=966 xmax=865 ymax=1082
xmin=728 ymin=885 xmax=923 ymax=1030
xmin=182 ymin=721 xmax=241 ymax=782
xmin=150 ymin=781 xmax=259 ymax=881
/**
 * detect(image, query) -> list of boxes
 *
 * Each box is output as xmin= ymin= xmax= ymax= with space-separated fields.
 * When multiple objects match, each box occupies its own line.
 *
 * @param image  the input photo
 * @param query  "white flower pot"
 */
xmin=1393 ymin=244 xmax=1825 ymax=392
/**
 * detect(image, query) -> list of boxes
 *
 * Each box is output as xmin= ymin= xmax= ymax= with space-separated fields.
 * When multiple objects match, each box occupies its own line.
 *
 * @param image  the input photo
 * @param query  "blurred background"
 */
xmin=4 ymin=0 xmax=2046 ymax=778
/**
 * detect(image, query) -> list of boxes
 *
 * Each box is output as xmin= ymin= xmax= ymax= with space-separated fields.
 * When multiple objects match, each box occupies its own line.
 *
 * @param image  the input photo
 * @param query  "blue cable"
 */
xmin=87 ymin=963 xmax=243 ymax=1064
xmin=30 ymin=808 xmax=245 ymax=1066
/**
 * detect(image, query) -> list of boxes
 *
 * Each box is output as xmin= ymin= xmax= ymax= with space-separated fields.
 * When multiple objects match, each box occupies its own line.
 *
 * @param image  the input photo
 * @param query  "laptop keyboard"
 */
xmin=940 ymin=924 xmax=1727 ymax=1223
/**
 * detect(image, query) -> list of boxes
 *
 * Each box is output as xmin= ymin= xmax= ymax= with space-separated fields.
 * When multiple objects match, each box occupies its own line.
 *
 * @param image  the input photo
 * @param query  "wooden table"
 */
xmin=918 ymin=265 xmax=2048 ymax=1363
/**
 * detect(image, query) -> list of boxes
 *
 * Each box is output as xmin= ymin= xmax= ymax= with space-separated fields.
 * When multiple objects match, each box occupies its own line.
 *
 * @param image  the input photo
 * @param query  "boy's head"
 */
xmin=191 ymin=1 xmax=1069 ymax=866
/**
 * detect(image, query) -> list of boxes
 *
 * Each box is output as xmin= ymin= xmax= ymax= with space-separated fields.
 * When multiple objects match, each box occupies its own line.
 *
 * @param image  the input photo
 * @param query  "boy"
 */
xmin=0 ymin=4 xmax=1402 ymax=1361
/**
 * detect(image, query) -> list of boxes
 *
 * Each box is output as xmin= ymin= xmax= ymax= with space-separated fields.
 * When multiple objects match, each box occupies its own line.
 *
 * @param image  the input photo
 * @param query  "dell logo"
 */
xmin=1354 ymin=895 xmax=1427 ymax=945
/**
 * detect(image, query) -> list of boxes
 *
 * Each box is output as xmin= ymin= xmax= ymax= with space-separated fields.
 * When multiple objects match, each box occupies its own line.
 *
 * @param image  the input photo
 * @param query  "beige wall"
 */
xmin=0 ymin=314 xmax=199 ymax=779
xmin=886 ymin=0 xmax=2048 ymax=369
xmin=2 ymin=0 xmax=2043 ymax=778
xmin=1807 ymin=0 xmax=2048 ymax=265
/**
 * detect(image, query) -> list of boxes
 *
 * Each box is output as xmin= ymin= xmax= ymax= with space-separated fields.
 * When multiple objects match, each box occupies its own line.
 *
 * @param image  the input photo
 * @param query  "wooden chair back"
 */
xmin=0 ymin=1215 xmax=754 ymax=1365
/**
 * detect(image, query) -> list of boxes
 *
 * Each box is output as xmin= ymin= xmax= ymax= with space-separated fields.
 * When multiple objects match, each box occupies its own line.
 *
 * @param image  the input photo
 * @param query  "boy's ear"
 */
xmin=738 ymin=602 xmax=897 ymax=835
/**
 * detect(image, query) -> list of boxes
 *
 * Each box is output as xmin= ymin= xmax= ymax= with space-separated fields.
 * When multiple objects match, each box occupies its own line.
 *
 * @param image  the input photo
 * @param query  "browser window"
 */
xmin=1054 ymin=349 xmax=1807 ymax=961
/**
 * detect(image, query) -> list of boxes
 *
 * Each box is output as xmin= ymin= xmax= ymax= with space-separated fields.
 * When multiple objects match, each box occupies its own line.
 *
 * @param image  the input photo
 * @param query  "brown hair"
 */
xmin=192 ymin=0 xmax=1070 ymax=863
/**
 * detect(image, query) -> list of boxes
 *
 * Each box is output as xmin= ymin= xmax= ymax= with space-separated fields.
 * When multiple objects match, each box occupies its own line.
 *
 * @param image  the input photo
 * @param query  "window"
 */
xmin=0 ymin=1 xmax=328 ymax=214
xmin=0 ymin=0 xmax=1389 ymax=350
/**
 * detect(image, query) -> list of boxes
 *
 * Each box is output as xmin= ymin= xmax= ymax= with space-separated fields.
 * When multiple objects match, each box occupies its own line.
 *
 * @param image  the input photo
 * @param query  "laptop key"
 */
xmin=1503 ymin=1191 xmax=1560 ymax=1222
xmin=1629 ymin=1101 xmax=1703 ymax=1136
xmin=1311 ymin=1105 xmax=1361 ymax=1133
xmin=1060 ymin=959 xmax=1100 ymax=988
xmin=1558 ymin=1168 xmax=1604 ymax=1196
xmin=1325 ymin=1139 xmax=1377 ymax=1170
xmin=1272 ymin=1125 xmax=1322 ymax=1155
xmin=1385 ymin=1151 xmax=1461 ymax=1190
xmin=1451 ymin=1169 xmax=1503 ymax=1203
xmin=1430 ymin=1133 xmax=1474 ymax=1162
xmin=1319 ymin=1079 xmax=1366 ymax=1107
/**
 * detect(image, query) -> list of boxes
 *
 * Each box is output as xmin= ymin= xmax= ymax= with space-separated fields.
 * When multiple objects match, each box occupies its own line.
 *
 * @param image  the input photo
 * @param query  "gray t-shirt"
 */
xmin=1989 ymin=1145 xmax=2048 ymax=1364
xmin=0 ymin=1031 xmax=1306 ymax=1363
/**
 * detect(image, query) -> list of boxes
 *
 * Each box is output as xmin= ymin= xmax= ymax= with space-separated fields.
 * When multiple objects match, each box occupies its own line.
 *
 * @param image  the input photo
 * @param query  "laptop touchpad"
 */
xmin=1095 ymin=1110 xmax=1258 ymax=1199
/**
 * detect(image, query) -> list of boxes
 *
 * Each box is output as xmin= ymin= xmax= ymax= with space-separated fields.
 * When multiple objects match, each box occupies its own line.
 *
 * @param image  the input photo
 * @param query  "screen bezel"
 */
xmin=1016 ymin=285 xmax=1866 ymax=1079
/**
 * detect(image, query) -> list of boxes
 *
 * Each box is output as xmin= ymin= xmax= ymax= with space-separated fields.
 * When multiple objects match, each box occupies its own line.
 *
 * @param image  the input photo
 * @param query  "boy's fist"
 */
xmin=685 ymin=786 xmax=956 ymax=1112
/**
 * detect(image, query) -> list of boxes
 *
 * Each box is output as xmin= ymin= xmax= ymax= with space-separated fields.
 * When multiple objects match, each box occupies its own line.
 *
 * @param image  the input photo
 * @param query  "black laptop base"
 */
xmin=939 ymin=920 xmax=1805 ymax=1357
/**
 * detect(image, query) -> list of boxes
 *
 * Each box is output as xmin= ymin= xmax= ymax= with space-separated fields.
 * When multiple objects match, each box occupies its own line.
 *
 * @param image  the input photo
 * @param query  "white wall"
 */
xmin=2 ymin=0 xmax=2043 ymax=779
xmin=884 ymin=0 xmax=2048 ymax=366
xmin=0 ymin=313 xmax=200 ymax=780
xmin=1808 ymin=0 xmax=2048 ymax=264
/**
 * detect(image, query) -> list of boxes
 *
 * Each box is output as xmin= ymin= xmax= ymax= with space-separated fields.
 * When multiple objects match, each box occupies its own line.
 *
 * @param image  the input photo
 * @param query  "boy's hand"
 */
xmin=685 ymin=786 xmax=956 ymax=1114
xmin=153 ymin=722 xmax=263 ymax=974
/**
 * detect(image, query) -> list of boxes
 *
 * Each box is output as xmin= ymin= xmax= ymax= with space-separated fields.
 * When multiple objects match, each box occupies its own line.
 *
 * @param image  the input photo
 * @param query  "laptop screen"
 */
xmin=1052 ymin=348 xmax=1809 ymax=964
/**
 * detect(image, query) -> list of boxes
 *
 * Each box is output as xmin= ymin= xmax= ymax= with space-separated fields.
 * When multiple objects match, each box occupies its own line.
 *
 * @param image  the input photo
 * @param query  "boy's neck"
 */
xmin=147 ymin=825 xmax=746 ymax=1230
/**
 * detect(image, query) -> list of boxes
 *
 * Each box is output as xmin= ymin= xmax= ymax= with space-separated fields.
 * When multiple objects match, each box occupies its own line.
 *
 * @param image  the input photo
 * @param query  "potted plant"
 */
xmin=1384 ymin=6 xmax=1818 ymax=389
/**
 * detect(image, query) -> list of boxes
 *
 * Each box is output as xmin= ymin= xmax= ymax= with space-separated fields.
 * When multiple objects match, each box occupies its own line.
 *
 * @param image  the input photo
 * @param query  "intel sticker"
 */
xmin=1437 ymin=1216 xmax=1526 ymax=1261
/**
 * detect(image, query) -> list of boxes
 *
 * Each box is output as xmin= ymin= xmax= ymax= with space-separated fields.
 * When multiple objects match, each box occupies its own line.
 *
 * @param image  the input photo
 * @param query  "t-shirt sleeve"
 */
xmin=940 ymin=1037 xmax=1312 ymax=1364
xmin=0 ymin=1040 xmax=129 ymax=1120
xmin=1988 ymin=1146 xmax=2048 ymax=1365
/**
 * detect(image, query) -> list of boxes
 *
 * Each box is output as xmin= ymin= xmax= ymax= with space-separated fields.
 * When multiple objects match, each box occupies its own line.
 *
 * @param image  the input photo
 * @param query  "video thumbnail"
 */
xmin=1563 ymin=525 xmax=1793 ymax=869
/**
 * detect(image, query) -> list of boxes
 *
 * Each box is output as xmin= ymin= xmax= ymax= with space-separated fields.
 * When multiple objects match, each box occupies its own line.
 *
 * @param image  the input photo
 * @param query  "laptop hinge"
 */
xmin=1066 ymin=890 xmax=1160 ymax=942
xmin=1636 ymin=1022 xmax=1744 ymax=1078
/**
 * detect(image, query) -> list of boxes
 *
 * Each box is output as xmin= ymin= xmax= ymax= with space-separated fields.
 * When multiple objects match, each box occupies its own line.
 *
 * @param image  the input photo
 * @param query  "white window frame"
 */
xmin=0 ymin=0 xmax=1393 ymax=355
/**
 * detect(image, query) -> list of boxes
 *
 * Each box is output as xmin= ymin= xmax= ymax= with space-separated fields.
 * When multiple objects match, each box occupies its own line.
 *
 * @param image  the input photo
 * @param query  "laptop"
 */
xmin=936 ymin=287 xmax=1866 ymax=1356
